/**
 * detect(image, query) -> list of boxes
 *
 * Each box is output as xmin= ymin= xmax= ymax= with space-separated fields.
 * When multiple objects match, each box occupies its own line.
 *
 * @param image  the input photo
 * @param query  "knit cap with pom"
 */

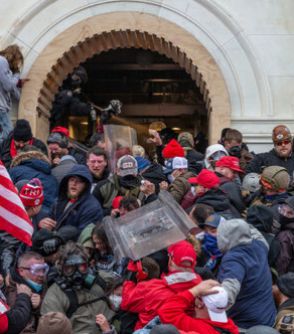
xmin=162 ymin=139 xmax=185 ymax=159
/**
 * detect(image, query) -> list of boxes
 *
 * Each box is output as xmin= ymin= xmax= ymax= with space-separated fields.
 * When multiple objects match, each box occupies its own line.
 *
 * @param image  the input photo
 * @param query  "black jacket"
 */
xmin=0 ymin=132 xmax=48 ymax=169
xmin=216 ymin=173 xmax=246 ymax=214
xmin=246 ymin=148 xmax=294 ymax=176
xmin=4 ymin=293 xmax=32 ymax=334
xmin=196 ymin=188 xmax=241 ymax=219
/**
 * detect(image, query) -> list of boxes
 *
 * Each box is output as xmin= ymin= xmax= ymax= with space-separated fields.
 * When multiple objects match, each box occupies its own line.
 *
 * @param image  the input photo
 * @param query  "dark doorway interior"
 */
xmin=64 ymin=48 xmax=208 ymax=146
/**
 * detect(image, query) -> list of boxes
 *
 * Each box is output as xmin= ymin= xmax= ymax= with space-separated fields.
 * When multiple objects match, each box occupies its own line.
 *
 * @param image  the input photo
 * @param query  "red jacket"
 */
xmin=121 ymin=271 xmax=202 ymax=330
xmin=158 ymin=290 xmax=239 ymax=334
xmin=0 ymin=314 xmax=8 ymax=334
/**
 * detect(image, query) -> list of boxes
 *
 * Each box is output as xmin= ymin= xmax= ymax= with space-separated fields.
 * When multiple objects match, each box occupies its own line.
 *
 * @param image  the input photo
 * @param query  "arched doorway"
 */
xmin=51 ymin=46 xmax=209 ymax=149
xmin=18 ymin=13 xmax=232 ymax=144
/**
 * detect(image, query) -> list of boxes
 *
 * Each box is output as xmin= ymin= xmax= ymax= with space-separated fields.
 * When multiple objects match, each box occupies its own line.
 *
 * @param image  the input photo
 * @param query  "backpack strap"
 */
xmin=64 ymin=289 xmax=79 ymax=318
xmin=64 ymin=288 xmax=108 ymax=318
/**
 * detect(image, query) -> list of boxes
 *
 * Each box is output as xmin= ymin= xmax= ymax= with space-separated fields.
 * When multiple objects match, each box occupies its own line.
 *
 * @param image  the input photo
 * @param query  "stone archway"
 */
xmin=19 ymin=12 xmax=231 ymax=144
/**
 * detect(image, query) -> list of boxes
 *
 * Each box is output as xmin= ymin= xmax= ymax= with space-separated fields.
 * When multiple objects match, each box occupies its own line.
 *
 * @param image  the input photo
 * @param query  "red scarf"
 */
xmin=10 ymin=138 xmax=33 ymax=158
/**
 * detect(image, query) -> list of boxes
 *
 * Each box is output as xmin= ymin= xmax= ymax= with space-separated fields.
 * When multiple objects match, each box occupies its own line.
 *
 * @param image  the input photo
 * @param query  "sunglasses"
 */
xmin=19 ymin=263 xmax=49 ymax=276
xmin=276 ymin=140 xmax=291 ymax=146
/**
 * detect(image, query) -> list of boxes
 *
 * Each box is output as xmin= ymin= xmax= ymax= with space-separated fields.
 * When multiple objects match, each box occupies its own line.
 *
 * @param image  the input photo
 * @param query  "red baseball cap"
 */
xmin=188 ymin=169 xmax=220 ymax=189
xmin=51 ymin=126 xmax=70 ymax=138
xmin=215 ymin=156 xmax=244 ymax=173
xmin=162 ymin=139 xmax=185 ymax=159
xmin=168 ymin=240 xmax=197 ymax=269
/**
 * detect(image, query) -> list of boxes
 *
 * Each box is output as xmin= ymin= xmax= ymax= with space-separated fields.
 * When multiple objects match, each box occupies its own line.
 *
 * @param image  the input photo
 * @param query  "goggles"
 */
xmin=19 ymin=263 xmax=49 ymax=276
xmin=63 ymin=255 xmax=88 ymax=277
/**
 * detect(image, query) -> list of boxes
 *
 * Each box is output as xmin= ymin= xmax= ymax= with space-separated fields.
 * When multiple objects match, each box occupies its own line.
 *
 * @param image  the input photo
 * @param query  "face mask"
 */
xmin=203 ymin=233 xmax=222 ymax=258
xmin=109 ymin=294 xmax=122 ymax=311
xmin=26 ymin=279 xmax=43 ymax=293
xmin=228 ymin=146 xmax=241 ymax=158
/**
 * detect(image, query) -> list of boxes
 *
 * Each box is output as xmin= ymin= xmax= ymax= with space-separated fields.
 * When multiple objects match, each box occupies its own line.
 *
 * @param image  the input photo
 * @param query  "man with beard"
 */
xmin=86 ymin=147 xmax=109 ymax=193
xmin=247 ymin=125 xmax=294 ymax=176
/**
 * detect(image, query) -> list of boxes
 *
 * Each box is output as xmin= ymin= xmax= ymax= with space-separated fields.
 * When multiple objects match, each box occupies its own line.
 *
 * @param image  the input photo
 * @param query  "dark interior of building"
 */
xmin=60 ymin=48 xmax=208 ymax=147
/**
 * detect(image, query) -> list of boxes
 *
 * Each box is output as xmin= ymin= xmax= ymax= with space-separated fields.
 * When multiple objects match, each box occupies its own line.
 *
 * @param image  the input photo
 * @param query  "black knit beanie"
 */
xmin=13 ymin=119 xmax=33 ymax=142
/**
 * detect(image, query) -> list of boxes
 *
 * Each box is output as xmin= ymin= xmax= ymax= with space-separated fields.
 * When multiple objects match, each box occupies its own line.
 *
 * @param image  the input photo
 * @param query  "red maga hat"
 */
xmin=188 ymin=169 xmax=220 ymax=189
xmin=215 ymin=156 xmax=244 ymax=173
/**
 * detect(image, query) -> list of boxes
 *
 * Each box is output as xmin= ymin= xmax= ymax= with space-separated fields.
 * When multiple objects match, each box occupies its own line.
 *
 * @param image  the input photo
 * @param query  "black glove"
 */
xmin=42 ymin=238 xmax=60 ymax=255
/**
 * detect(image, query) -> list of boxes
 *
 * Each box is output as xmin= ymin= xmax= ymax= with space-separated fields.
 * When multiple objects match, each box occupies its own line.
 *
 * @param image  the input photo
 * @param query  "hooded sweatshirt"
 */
xmin=50 ymin=164 xmax=103 ymax=231
xmin=217 ymin=219 xmax=276 ymax=329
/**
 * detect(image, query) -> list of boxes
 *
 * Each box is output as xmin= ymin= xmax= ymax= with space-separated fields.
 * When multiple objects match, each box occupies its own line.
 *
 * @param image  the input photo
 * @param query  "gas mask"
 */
xmin=62 ymin=254 xmax=95 ymax=290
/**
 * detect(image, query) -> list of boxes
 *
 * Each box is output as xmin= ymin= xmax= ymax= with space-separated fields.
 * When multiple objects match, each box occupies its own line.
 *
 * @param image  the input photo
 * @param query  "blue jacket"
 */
xmin=9 ymin=151 xmax=58 ymax=210
xmin=217 ymin=219 xmax=276 ymax=329
xmin=50 ymin=164 xmax=103 ymax=231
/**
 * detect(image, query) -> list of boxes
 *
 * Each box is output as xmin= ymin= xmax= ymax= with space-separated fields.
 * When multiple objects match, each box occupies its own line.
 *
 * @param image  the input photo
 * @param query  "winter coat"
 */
xmin=216 ymin=172 xmax=246 ymax=214
xmin=0 ymin=293 xmax=32 ymax=334
xmin=276 ymin=221 xmax=294 ymax=274
xmin=246 ymin=148 xmax=294 ymax=176
xmin=93 ymin=174 xmax=141 ymax=211
xmin=158 ymin=290 xmax=239 ymax=334
xmin=217 ymin=219 xmax=276 ymax=329
xmin=49 ymin=164 xmax=103 ymax=232
xmin=168 ymin=171 xmax=195 ymax=203
xmin=121 ymin=271 xmax=202 ymax=330
xmin=0 ymin=55 xmax=20 ymax=113
xmin=9 ymin=150 xmax=58 ymax=210
xmin=196 ymin=188 xmax=241 ymax=219
xmin=51 ymin=155 xmax=77 ymax=184
xmin=0 ymin=132 xmax=48 ymax=169
xmin=41 ymin=282 xmax=114 ymax=334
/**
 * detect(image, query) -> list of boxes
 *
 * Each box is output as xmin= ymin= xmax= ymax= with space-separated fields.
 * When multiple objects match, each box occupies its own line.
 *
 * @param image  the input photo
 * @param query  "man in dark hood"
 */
xmin=38 ymin=164 xmax=103 ymax=233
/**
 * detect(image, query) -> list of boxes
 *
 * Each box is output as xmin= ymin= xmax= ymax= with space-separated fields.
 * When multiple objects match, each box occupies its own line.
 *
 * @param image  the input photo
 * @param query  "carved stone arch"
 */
xmin=19 ymin=12 xmax=231 ymax=143
xmin=38 ymin=30 xmax=211 ymax=125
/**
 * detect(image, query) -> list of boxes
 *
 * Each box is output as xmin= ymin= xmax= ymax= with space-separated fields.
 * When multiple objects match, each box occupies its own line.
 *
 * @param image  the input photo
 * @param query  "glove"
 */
xmin=42 ymin=238 xmax=60 ymax=254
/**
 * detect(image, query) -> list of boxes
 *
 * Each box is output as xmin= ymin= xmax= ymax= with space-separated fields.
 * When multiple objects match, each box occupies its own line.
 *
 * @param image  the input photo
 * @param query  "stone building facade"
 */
xmin=0 ymin=0 xmax=293 ymax=152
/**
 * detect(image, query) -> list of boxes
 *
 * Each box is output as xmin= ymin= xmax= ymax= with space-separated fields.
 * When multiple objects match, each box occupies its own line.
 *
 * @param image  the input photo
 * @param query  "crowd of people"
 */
xmin=0 ymin=44 xmax=294 ymax=334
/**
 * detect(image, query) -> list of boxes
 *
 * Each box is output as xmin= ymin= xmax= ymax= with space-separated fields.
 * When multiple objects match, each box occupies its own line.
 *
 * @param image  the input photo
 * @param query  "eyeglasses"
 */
xmin=19 ymin=263 xmax=49 ymax=276
xmin=276 ymin=140 xmax=291 ymax=146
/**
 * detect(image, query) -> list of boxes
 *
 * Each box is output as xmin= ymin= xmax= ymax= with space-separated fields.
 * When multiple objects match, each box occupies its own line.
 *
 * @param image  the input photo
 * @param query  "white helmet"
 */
xmin=204 ymin=144 xmax=228 ymax=170
xmin=242 ymin=173 xmax=261 ymax=193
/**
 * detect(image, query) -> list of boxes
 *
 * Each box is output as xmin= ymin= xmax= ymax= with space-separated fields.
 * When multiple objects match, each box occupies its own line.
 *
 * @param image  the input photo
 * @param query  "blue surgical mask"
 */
xmin=26 ymin=279 xmax=43 ymax=293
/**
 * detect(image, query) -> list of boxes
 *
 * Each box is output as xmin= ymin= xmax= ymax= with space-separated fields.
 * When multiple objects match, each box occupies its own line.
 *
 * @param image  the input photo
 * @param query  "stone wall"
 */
xmin=0 ymin=0 xmax=293 ymax=152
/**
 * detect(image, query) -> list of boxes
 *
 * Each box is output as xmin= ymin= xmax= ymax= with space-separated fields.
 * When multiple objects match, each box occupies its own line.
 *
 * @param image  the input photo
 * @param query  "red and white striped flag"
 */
xmin=0 ymin=161 xmax=33 ymax=246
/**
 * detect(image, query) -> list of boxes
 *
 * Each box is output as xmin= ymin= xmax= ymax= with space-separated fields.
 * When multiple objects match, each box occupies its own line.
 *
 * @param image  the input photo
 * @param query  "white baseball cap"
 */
xmin=172 ymin=157 xmax=188 ymax=170
xmin=202 ymin=286 xmax=228 ymax=323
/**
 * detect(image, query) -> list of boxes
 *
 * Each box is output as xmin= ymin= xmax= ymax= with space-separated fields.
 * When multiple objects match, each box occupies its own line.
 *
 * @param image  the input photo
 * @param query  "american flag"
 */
xmin=0 ymin=161 xmax=33 ymax=246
